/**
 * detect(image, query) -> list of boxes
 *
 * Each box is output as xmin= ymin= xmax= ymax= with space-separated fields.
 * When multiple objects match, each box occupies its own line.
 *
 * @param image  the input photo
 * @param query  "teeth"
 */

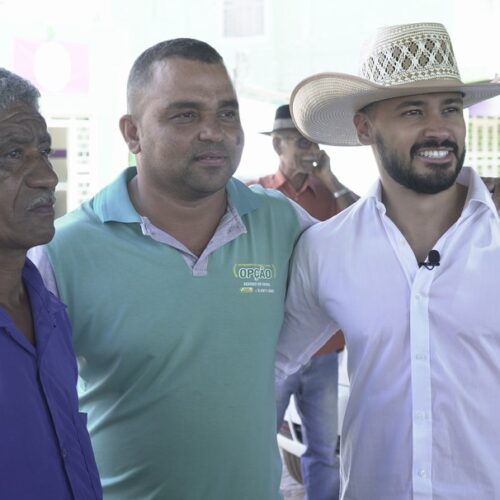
xmin=418 ymin=150 xmax=449 ymax=159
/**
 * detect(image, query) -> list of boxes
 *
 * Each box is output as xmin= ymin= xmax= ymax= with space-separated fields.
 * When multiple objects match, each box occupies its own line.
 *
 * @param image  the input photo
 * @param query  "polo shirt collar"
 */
xmin=93 ymin=167 xmax=142 ymax=223
xmin=93 ymin=167 xmax=262 ymax=223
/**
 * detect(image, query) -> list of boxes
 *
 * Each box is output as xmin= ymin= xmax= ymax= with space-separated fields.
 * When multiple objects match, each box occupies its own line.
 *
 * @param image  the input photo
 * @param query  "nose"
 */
xmin=198 ymin=116 xmax=224 ymax=142
xmin=25 ymin=156 xmax=58 ymax=190
xmin=421 ymin=113 xmax=453 ymax=141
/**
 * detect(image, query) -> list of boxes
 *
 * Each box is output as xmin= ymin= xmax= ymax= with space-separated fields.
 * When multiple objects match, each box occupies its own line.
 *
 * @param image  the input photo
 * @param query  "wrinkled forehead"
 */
xmin=0 ymin=103 xmax=48 ymax=138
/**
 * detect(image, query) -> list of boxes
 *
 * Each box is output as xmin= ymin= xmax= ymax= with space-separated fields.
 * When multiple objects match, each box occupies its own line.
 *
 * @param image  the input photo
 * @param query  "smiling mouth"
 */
xmin=411 ymin=140 xmax=459 ymax=164
xmin=416 ymin=149 xmax=453 ymax=160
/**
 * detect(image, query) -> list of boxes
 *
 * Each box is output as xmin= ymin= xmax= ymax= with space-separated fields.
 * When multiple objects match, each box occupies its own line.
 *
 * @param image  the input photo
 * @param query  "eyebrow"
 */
xmin=0 ymin=131 xmax=51 ymax=146
xmin=166 ymin=99 xmax=239 ymax=110
xmin=395 ymin=97 xmax=464 ymax=110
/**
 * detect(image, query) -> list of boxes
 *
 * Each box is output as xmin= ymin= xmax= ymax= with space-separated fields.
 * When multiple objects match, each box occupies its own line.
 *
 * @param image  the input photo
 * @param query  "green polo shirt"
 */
xmin=45 ymin=168 xmax=309 ymax=499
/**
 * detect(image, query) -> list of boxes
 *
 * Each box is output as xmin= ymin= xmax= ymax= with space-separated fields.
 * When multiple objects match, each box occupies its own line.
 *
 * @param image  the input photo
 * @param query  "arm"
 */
xmin=314 ymin=330 xmax=345 ymax=356
xmin=275 ymin=229 xmax=340 ymax=380
xmin=312 ymin=150 xmax=359 ymax=211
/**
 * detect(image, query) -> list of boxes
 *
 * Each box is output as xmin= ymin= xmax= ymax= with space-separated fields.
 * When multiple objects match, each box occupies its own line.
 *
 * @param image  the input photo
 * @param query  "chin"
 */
xmin=30 ymin=227 xmax=56 ymax=247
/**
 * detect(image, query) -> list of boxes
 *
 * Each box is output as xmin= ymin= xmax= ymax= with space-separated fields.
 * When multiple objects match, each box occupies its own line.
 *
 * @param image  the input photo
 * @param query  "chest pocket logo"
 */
xmin=233 ymin=264 xmax=276 ymax=294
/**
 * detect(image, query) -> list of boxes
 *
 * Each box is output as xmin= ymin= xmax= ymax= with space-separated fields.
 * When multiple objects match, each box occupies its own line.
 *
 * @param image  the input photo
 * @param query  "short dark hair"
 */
xmin=0 ymin=68 xmax=40 ymax=112
xmin=127 ymin=38 xmax=224 ymax=112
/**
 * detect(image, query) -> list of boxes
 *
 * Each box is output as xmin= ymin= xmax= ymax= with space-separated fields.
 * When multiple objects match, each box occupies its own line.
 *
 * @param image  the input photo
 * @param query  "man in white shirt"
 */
xmin=276 ymin=22 xmax=500 ymax=499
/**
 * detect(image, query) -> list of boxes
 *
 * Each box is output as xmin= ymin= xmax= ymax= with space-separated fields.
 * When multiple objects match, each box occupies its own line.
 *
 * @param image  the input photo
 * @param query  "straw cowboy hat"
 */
xmin=290 ymin=22 xmax=500 ymax=146
xmin=260 ymin=104 xmax=296 ymax=135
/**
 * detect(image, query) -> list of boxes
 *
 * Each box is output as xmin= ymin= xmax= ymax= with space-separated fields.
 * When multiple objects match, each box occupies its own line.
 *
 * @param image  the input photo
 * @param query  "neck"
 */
xmin=0 ymin=253 xmax=26 ymax=305
xmin=381 ymin=180 xmax=467 ymax=263
xmin=128 ymin=176 xmax=228 ymax=256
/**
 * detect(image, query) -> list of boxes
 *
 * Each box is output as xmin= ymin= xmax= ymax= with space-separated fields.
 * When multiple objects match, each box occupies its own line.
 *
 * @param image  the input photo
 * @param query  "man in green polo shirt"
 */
xmin=30 ymin=38 xmax=315 ymax=499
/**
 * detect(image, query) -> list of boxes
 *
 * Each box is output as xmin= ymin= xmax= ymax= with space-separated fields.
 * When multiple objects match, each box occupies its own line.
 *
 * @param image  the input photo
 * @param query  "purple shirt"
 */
xmin=0 ymin=259 xmax=102 ymax=499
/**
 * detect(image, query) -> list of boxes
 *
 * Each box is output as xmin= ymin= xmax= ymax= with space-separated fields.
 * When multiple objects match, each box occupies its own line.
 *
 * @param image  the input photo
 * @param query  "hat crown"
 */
xmin=274 ymin=104 xmax=292 ymax=120
xmin=359 ymin=22 xmax=461 ymax=87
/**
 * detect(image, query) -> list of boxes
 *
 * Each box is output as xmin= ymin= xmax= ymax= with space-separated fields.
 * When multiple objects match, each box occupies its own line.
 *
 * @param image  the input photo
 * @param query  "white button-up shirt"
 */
xmin=276 ymin=167 xmax=500 ymax=499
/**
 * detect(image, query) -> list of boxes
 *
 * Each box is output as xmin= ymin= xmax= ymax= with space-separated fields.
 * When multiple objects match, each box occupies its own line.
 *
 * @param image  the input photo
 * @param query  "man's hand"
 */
xmin=481 ymin=176 xmax=500 ymax=210
xmin=312 ymin=150 xmax=342 ymax=189
xmin=312 ymin=150 xmax=359 ymax=210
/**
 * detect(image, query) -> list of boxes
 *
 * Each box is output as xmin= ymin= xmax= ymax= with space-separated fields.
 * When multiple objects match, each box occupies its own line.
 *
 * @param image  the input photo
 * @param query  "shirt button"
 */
xmin=415 ymin=410 xmax=425 ymax=420
xmin=418 ymin=469 xmax=427 ymax=478
xmin=61 ymin=448 xmax=67 ymax=459
xmin=416 ymin=353 xmax=427 ymax=361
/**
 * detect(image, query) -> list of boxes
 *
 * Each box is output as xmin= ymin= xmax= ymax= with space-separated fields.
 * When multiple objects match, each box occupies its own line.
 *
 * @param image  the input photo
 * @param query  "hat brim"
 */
xmin=259 ymin=117 xmax=297 ymax=136
xmin=290 ymin=73 xmax=500 ymax=146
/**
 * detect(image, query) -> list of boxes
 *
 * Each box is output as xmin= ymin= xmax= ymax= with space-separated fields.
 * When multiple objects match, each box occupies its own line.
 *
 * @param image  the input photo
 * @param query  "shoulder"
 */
xmin=23 ymin=258 xmax=68 ymax=314
xmin=300 ymin=196 xmax=366 ymax=245
xmin=229 ymin=176 xmax=294 ymax=209
xmin=245 ymin=173 xmax=276 ymax=189
xmin=229 ymin=177 xmax=314 ymax=236
xmin=52 ymin=201 xmax=99 ymax=244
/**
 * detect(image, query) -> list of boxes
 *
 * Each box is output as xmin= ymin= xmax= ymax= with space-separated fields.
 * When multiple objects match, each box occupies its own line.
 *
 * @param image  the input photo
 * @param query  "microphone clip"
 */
xmin=419 ymin=250 xmax=441 ymax=270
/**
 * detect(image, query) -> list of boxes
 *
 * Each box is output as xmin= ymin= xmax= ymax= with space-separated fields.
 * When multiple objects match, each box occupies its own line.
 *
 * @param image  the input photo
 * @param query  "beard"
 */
xmin=376 ymin=134 xmax=466 ymax=194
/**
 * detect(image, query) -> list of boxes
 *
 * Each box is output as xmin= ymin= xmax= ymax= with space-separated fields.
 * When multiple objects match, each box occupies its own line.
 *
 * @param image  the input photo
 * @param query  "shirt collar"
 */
xmin=365 ymin=167 xmax=498 ymax=219
xmin=93 ymin=167 xmax=142 ymax=223
xmin=459 ymin=167 xmax=499 ymax=219
xmin=92 ymin=167 xmax=262 ymax=223
xmin=274 ymin=169 xmax=319 ymax=195
xmin=226 ymin=176 xmax=262 ymax=216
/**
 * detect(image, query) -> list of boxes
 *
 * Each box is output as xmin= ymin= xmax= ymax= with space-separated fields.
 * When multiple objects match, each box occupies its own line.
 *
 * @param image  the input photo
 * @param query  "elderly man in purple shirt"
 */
xmin=0 ymin=68 xmax=102 ymax=499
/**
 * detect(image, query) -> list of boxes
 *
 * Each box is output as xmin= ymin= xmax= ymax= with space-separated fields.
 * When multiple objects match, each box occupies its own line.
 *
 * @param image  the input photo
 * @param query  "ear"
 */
xmin=119 ymin=114 xmax=141 ymax=154
xmin=272 ymin=135 xmax=282 ymax=155
xmin=353 ymin=112 xmax=375 ymax=145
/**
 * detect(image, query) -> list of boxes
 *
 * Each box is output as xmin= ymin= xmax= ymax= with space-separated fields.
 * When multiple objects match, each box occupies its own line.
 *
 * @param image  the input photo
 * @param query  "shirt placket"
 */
xmin=409 ymin=268 xmax=434 ymax=499
xmin=379 ymin=207 xmax=435 ymax=498
xmin=140 ymin=202 xmax=247 ymax=277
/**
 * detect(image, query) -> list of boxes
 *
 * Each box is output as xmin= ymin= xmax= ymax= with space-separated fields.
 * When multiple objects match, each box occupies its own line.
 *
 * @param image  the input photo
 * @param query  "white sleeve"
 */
xmin=27 ymin=245 xmax=60 ymax=297
xmin=275 ymin=229 xmax=339 ymax=380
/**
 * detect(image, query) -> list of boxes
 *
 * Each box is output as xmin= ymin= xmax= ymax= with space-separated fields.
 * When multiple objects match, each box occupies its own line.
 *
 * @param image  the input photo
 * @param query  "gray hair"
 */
xmin=0 ymin=68 xmax=40 ymax=112
xmin=127 ymin=38 xmax=224 ymax=113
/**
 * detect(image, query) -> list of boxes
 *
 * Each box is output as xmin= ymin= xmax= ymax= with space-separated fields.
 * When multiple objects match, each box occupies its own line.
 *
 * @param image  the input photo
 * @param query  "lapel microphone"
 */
xmin=419 ymin=250 xmax=441 ymax=270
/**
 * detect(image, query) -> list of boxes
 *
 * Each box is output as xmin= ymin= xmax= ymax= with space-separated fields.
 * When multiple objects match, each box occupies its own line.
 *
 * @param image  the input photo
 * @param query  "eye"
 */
xmin=402 ymin=109 xmax=422 ymax=117
xmin=443 ymin=106 xmax=461 ymax=114
xmin=5 ymin=148 xmax=23 ymax=159
xmin=41 ymin=147 xmax=52 ymax=157
xmin=172 ymin=111 xmax=197 ymax=123
xmin=219 ymin=109 xmax=238 ymax=121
